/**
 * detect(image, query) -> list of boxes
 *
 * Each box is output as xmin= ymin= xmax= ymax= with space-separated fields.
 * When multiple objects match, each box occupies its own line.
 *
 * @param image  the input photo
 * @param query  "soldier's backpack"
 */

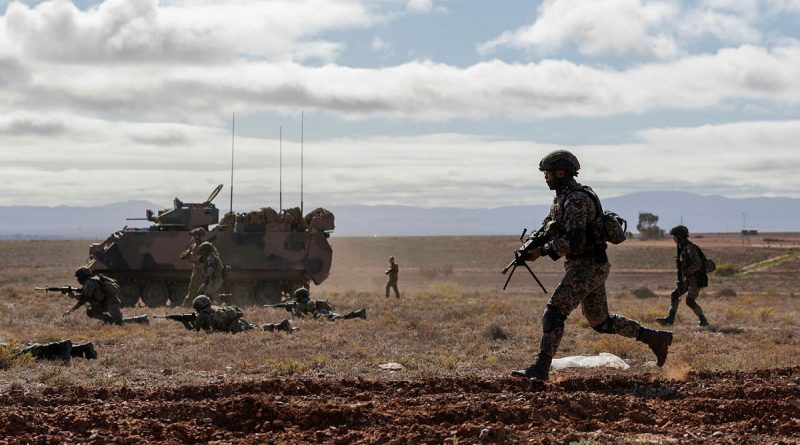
xmin=97 ymin=274 xmax=122 ymax=296
xmin=565 ymin=186 xmax=628 ymax=245
xmin=215 ymin=305 xmax=244 ymax=328
xmin=689 ymin=242 xmax=714 ymax=288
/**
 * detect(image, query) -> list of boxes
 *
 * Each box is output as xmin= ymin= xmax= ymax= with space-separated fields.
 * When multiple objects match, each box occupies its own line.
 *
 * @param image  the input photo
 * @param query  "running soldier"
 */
xmin=385 ymin=256 xmax=400 ymax=298
xmin=189 ymin=295 xmax=295 ymax=334
xmin=511 ymin=150 xmax=672 ymax=381
xmin=180 ymin=227 xmax=207 ymax=307
xmin=657 ymin=225 xmax=710 ymax=327
xmin=1 ymin=339 xmax=97 ymax=363
xmin=68 ymin=267 xmax=149 ymax=325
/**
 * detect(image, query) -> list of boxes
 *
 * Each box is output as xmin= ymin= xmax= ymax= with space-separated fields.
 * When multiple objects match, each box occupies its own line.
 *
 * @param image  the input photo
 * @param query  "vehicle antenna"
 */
xmin=279 ymin=125 xmax=283 ymax=211
xmin=229 ymin=112 xmax=235 ymax=216
xmin=300 ymin=111 xmax=304 ymax=215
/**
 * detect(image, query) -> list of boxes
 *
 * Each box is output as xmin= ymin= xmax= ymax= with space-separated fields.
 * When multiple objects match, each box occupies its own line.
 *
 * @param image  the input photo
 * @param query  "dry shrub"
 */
xmin=0 ymin=344 xmax=35 ymax=370
xmin=37 ymin=366 xmax=73 ymax=386
xmin=714 ymin=263 xmax=738 ymax=276
xmin=636 ymin=310 xmax=665 ymax=323
xmin=717 ymin=288 xmax=737 ymax=298
xmin=485 ymin=324 xmax=510 ymax=341
xmin=755 ymin=307 xmax=774 ymax=322
xmin=725 ymin=306 xmax=749 ymax=321
xmin=632 ymin=287 xmax=657 ymax=299
xmin=488 ymin=301 xmax=511 ymax=315
xmin=426 ymin=281 xmax=462 ymax=299
xmin=383 ymin=312 xmax=398 ymax=325
xmin=264 ymin=358 xmax=311 ymax=377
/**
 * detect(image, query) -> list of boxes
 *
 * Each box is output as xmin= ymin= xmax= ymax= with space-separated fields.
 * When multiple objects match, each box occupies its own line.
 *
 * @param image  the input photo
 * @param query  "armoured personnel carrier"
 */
xmin=86 ymin=185 xmax=335 ymax=307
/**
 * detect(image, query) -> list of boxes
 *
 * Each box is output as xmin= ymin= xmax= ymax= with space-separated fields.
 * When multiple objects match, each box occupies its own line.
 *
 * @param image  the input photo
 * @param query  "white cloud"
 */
xmin=478 ymin=0 xmax=680 ymax=59
xmin=1 ymin=113 xmax=798 ymax=208
xmin=406 ymin=0 xmax=433 ymax=13
xmin=678 ymin=8 xmax=761 ymax=45
xmin=371 ymin=36 xmax=392 ymax=53
xmin=3 ymin=0 xmax=376 ymax=63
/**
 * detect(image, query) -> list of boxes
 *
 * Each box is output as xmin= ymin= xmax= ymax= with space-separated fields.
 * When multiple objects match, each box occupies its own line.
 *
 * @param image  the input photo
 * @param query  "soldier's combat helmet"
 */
xmin=538 ymin=150 xmax=580 ymax=174
xmin=192 ymin=295 xmax=212 ymax=311
xmin=293 ymin=287 xmax=310 ymax=302
xmin=74 ymin=266 xmax=92 ymax=282
xmin=190 ymin=227 xmax=206 ymax=238
xmin=669 ymin=225 xmax=689 ymax=238
xmin=197 ymin=242 xmax=214 ymax=256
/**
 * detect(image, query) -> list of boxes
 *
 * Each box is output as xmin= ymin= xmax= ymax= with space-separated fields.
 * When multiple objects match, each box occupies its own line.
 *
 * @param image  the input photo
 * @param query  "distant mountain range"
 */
xmin=0 ymin=192 xmax=797 ymax=239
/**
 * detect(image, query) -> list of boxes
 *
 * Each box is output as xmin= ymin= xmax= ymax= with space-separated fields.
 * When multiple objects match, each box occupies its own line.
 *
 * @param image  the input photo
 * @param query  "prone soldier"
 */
xmin=657 ymin=225 xmax=710 ymax=327
xmin=510 ymin=150 xmax=672 ymax=381
xmin=267 ymin=288 xmax=366 ymax=321
xmin=1 ymin=339 xmax=97 ymax=363
xmin=163 ymin=295 xmax=296 ymax=334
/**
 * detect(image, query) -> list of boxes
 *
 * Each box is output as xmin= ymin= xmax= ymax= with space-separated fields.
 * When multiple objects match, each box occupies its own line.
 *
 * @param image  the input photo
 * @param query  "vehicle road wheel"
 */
xmin=255 ymin=282 xmax=282 ymax=305
xmin=228 ymin=282 xmax=255 ymax=306
xmin=141 ymin=282 xmax=169 ymax=307
xmin=119 ymin=282 xmax=141 ymax=307
xmin=169 ymin=282 xmax=189 ymax=307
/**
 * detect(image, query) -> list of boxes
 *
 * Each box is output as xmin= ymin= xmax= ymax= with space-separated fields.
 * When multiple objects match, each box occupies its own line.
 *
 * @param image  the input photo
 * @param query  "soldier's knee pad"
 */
xmin=592 ymin=316 xmax=616 ymax=334
xmin=542 ymin=305 xmax=566 ymax=333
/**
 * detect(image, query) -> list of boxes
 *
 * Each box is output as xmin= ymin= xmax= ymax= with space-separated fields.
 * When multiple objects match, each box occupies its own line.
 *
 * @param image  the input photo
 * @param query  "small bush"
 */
xmin=715 ymin=263 xmax=739 ymax=276
xmin=264 ymin=358 xmax=311 ymax=377
xmin=755 ymin=307 xmax=774 ymax=322
xmin=486 ymin=324 xmax=510 ymax=341
xmin=632 ymin=287 xmax=657 ymax=299
xmin=717 ymin=288 xmax=737 ymax=298
xmin=725 ymin=306 xmax=749 ymax=321
xmin=0 ymin=344 xmax=35 ymax=370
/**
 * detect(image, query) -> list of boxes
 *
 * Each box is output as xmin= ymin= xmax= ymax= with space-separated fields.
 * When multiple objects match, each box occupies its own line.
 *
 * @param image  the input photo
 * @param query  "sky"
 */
xmin=0 ymin=0 xmax=798 ymax=212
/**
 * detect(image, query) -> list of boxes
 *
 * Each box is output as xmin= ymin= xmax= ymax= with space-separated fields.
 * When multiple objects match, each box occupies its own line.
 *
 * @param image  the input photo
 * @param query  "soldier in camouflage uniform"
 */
xmin=285 ymin=288 xmax=367 ymax=321
xmin=385 ymin=256 xmax=400 ymax=298
xmin=189 ymin=295 xmax=296 ymax=334
xmin=67 ymin=267 xmax=149 ymax=325
xmin=511 ymin=150 xmax=673 ymax=381
xmin=196 ymin=241 xmax=225 ymax=301
xmin=180 ymin=227 xmax=207 ymax=307
xmin=1 ymin=339 xmax=97 ymax=363
xmin=657 ymin=225 xmax=710 ymax=327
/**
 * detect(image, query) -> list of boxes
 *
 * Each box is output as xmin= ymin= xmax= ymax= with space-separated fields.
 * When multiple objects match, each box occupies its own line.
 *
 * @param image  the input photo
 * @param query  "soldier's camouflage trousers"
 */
xmin=668 ymin=277 xmax=706 ymax=321
xmin=198 ymin=275 xmax=224 ymax=300
xmin=385 ymin=280 xmax=400 ymax=298
xmin=538 ymin=258 xmax=641 ymax=359
xmin=86 ymin=299 xmax=123 ymax=325
xmin=182 ymin=263 xmax=205 ymax=307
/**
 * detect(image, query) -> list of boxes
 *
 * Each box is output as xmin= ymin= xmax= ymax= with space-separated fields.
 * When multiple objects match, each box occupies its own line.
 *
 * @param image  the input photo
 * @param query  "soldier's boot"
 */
xmin=71 ymin=342 xmax=97 ymax=360
xmin=656 ymin=301 xmax=679 ymax=326
xmin=697 ymin=314 xmax=709 ymax=327
xmin=122 ymin=315 xmax=150 ymax=325
xmin=687 ymin=300 xmax=709 ymax=327
xmin=636 ymin=327 xmax=673 ymax=367
xmin=345 ymin=308 xmax=367 ymax=320
xmin=511 ymin=353 xmax=552 ymax=381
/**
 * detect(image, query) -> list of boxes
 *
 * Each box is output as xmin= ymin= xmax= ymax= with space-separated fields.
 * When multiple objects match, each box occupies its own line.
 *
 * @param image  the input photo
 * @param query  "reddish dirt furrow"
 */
xmin=1 ymin=368 xmax=799 ymax=444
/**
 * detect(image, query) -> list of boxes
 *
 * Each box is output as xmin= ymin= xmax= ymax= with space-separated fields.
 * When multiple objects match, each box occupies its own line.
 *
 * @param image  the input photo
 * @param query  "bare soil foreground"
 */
xmin=1 ymin=367 xmax=799 ymax=444
xmin=1 ymin=234 xmax=799 ymax=444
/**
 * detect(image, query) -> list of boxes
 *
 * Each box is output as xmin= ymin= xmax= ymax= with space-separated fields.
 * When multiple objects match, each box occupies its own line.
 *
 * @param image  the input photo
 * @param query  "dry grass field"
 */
xmin=0 ymin=234 xmax=799 ymax=443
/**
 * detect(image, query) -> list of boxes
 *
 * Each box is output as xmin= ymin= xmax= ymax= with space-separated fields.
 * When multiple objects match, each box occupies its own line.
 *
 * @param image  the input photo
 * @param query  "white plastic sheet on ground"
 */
xmin=551 ymin=353 xmax=630 ymax=370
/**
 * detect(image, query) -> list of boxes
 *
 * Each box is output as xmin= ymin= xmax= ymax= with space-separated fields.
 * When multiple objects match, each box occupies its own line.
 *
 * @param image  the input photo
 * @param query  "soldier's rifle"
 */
xmin=34 ymin=286 xmax=82 ymax=297
xmin=500 ymin=228 xmax=549 ymax=293
xmin=153 ymin=313 xmax=197 ymax=330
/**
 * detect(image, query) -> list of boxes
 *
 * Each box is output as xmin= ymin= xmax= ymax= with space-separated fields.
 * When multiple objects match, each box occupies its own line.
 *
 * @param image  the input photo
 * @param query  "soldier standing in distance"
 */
xmin=180 ymin=227 xmax=207 ymax=307
xmin=385 ymin=256 xmax=400 ymax=298
xmin=511 ymin=150 xmax=673 ymax=381
xmin=657 ymin=225 xmax=710 ymax=327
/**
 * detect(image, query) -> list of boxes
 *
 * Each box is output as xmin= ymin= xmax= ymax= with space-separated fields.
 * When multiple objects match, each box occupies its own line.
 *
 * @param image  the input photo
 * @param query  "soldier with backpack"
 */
xmin=657 ymin=225 xmax=712 ymax=327
xmin=67 ymin=267 xmax=149 ymax=325
xmin=510 ymin=150 xmax=673 ymax=381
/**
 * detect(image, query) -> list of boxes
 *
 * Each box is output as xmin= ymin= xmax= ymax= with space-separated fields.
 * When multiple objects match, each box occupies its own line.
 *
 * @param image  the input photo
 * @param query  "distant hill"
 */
xmin=0 ymin=192 xmax=797 ymax=238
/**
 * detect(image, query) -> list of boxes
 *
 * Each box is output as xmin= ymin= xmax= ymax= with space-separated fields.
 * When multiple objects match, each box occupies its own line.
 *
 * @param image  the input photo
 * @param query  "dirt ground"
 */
xmin=0 ymin=234 xmax=799 ymax=444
